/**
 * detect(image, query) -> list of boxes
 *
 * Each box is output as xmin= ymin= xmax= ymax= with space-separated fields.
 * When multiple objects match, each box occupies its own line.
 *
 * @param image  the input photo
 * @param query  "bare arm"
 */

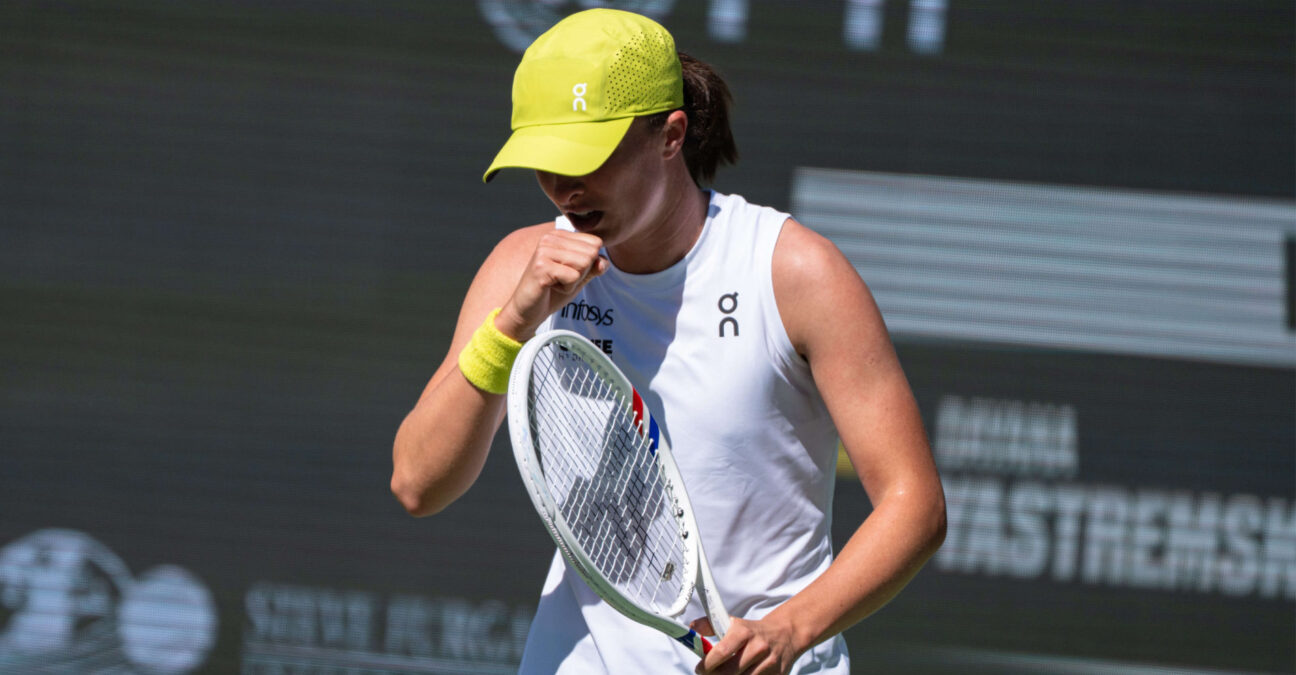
xmin=697 ymin=219 xmax=946 ymax=674
xmin=391 ymin=224 xmax=608 ymax=516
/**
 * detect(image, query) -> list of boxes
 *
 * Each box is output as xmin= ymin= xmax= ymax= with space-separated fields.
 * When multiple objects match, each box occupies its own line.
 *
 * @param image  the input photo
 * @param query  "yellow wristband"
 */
xmin=457 ymin=308 xmax=523 ymax=394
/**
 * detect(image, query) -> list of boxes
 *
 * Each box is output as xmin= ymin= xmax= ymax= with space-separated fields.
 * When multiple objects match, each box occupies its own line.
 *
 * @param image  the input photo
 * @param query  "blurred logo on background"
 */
xmin=0 ymin=528 xmax=217 ymax=674
xmin=242 ymin=582 xmax=533 ymax=674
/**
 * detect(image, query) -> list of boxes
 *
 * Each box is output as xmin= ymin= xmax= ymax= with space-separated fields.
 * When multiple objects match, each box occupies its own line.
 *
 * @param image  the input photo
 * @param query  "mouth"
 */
xmin=565 ymin=210 xmax=604 ymax=231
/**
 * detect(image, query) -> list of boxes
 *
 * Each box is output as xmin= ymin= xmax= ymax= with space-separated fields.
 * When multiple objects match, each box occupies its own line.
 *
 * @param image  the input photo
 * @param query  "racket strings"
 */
xmin=529 ymin=343 xmax=692 ymax=615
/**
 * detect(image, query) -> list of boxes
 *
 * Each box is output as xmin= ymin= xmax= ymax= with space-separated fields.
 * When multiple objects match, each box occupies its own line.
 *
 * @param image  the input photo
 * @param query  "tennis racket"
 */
xmin=507 ymin=329 xmax=731 ymax=657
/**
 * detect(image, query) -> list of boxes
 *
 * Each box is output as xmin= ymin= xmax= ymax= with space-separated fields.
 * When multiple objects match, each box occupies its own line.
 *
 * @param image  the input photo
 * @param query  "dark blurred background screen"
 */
xmin=2 ymin=1 xmax=1292 ymax=673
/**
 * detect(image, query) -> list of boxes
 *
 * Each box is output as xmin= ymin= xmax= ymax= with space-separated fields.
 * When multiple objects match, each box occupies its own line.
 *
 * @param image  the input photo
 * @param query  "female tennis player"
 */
xmin=391 ymin=9 xmax=945 ymax=675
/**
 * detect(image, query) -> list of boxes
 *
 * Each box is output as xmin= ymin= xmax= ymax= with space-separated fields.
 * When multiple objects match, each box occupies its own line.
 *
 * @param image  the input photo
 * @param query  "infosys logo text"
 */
xmin=560 ymin=300 xmax=614 ymax=326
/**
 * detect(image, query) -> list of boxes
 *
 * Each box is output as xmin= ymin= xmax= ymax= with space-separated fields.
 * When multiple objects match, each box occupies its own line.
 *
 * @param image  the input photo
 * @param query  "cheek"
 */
xmin=615 ymin=157 xmax=662 ymax=200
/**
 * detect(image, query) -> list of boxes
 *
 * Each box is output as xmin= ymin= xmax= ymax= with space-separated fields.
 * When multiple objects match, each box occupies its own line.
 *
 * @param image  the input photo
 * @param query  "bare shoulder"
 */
xmin=771 ymin=218 xmax=856 ymax=287
xmin=772 ymin=218 xmax=886 ymax=357
xmin=469 ymin=221 xmax=554 ymax=291
xmin=504 ymin=220 xmax=558 ymax=246
xmin=487 ymin=221 xmax=557 ymax=268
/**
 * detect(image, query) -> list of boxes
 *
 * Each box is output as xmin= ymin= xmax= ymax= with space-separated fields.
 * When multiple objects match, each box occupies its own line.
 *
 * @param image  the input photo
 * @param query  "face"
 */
xmin=535 ymin=117 xmax=677 ymax=248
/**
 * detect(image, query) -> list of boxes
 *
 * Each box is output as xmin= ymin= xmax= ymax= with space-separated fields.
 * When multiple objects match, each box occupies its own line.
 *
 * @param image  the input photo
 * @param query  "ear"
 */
xmin=661 ymin=110 xmax=688 ymax=160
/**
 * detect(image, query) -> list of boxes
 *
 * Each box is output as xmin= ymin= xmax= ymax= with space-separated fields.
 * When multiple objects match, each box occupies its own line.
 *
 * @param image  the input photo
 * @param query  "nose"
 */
xmin=537 ymin=171 xmax=584 ymax=205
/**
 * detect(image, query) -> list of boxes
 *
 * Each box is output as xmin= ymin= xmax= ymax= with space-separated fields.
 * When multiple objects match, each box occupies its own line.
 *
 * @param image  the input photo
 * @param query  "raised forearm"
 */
xmin=391 ymin=226 xmax=610 ymax=517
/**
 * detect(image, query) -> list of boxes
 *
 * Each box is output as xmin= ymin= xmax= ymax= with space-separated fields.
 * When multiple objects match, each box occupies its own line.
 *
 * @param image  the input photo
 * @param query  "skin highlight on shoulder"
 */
xmin=770 ymin=218 xmax=865 ymax=357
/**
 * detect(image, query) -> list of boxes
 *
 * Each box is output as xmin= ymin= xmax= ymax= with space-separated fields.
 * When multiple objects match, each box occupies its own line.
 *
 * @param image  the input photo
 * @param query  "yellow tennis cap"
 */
xmin=483 ymin=9 xmax=684 ymax=183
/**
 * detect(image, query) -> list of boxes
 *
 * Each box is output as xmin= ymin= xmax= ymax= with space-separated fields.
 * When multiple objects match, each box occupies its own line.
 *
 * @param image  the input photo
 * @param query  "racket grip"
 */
xmin=675 ymin=629 xmax=713 ymax=658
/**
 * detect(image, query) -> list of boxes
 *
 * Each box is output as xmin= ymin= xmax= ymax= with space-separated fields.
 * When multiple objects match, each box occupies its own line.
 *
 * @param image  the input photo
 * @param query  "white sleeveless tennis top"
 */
xmin=518 ymin=191 xmax=849 ymax=674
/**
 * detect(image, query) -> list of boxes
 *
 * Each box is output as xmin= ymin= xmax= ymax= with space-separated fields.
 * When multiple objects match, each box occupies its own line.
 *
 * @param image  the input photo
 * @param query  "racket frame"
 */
xmin=507 ymin=329 xmax=731 ymax=657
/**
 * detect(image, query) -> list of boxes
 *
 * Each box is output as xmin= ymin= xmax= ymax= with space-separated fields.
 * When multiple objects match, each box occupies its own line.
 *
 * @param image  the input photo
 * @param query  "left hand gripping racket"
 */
xmin=507 ymin=329 xmax=731 ymax=657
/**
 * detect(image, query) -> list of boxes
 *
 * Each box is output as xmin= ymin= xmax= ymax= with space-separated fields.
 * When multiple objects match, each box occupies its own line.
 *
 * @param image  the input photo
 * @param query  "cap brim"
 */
xmin=482 ymin=116 xmax=634 ymax=183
